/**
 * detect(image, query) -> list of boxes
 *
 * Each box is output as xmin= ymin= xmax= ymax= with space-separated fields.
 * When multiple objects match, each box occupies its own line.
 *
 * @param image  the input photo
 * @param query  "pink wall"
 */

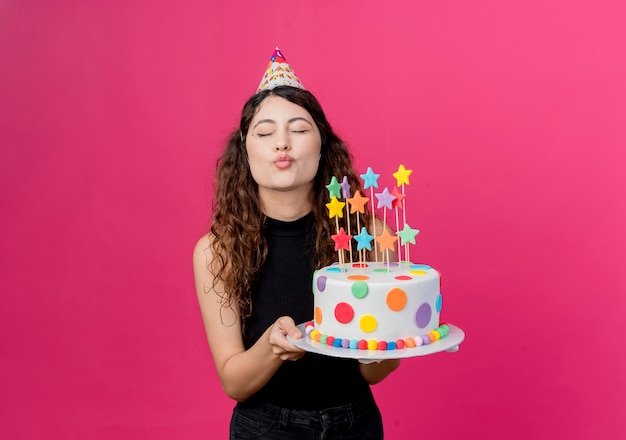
xmin=1 ymin=1 xmax=625 ymax=438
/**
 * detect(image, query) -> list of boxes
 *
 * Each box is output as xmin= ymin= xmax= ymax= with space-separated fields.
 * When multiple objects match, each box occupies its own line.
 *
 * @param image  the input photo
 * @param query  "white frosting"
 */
xmin=313 ymin=262 xmax=442 ymax=343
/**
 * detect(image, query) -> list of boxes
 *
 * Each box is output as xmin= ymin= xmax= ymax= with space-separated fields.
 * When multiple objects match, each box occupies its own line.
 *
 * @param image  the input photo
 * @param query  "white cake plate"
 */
xmin=287 ymin=322 xmax=465 ymax=361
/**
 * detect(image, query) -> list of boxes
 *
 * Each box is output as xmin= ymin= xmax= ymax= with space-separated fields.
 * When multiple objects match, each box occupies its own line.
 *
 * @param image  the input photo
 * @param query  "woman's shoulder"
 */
xmin=193 ymin=233 xmax=215 ymax=264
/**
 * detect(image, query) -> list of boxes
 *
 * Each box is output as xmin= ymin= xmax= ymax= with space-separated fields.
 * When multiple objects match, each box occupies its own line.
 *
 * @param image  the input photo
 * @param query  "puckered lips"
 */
xmin=273 ymin=154 xmax=294 ymax=169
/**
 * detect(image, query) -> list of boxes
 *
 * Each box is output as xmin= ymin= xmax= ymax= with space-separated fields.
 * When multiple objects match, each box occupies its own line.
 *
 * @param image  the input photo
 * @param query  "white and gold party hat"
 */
xmin=256 ymin=46 xmax=305 ymax=92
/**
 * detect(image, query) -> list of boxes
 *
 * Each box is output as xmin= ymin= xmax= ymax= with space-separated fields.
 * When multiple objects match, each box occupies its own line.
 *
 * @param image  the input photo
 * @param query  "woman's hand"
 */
xmin=268 ymin=316 xmax=306 ymax=361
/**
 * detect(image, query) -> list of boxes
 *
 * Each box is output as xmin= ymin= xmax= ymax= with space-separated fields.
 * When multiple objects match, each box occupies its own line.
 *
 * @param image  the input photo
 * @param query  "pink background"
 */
xmin=2 ymin=1 xmax=625 ymax=438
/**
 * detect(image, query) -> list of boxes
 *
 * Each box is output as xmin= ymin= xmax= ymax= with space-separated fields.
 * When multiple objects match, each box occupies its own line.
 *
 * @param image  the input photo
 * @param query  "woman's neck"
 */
xmin=258 ymin=186 xmax=313 ymax=221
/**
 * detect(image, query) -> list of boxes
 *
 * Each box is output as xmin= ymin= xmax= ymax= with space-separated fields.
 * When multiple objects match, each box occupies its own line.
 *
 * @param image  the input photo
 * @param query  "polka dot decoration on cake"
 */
xmin=359 ymin=314 xmax=377 ymax=333
xmin=436 ymin=294 xmax=442 ymax=312
xmin=347 ymin=275 xmax=369 ymax=280
xmin=410 ymin=264 xmax=431 ymax=270
xmin=414 ymin=302 xmax=432 ymax=328
xmin=386 ymin=287 xmax=407 ymax=311
xmin=351 ymin=280 xmax=369 ymax=299
xmin=334 ymin=302 xmax=354 ymax=324
xmin=409 ymin=270 xmax=427 ymax=276
xmin=316 ymin=275 xmax=327 ymax=292
xmin=304 ymin=321 xmax=452 ymax=351
xmin=315 ymin=306 xmax=323 ymax=325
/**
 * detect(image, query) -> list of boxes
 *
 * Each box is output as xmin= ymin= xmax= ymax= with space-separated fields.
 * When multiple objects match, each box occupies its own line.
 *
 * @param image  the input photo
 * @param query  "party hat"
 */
xmin=256 ymin=46 xmax=305 ymax=92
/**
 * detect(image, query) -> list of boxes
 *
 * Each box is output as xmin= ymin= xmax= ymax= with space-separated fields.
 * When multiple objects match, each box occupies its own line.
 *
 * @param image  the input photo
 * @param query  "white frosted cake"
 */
xmin=307 ymin=261 xmax=450 ymax=351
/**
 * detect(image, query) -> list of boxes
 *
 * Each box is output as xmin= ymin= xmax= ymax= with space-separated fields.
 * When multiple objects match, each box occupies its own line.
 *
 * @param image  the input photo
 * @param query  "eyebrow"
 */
xmin=252 ymin=117 xmax=313 ymax=130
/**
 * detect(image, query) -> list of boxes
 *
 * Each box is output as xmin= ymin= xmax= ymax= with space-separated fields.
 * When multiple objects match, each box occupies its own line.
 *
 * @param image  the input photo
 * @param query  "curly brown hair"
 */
xmin=208 ymin=86 xmax=373 ymax=325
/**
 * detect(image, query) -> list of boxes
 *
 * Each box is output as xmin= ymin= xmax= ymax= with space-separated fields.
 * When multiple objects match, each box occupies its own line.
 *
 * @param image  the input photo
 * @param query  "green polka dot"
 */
xmin=351 ymin=281 xmax=369 ymax=299
xmin=312 ymin=270 xmax=318 ymax=293
xmin=374 ymin=268 xmax=388 ymax=273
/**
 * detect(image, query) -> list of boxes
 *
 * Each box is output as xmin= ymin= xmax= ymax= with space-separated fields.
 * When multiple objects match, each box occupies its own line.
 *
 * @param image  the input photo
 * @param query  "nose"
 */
xmin=274 ymin=135 xmax=290 ymax=151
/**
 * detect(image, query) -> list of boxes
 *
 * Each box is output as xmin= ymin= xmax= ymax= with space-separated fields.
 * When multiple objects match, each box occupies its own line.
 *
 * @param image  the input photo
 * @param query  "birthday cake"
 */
xmin=308 ymin=262 xmax=449 ymax=351
xmin=305 ymin=165 xmax=451 ymax=351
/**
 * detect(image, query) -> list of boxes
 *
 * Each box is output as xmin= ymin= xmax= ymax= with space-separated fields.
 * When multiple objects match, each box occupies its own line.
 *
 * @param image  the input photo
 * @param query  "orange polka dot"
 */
xmin=347 ymin=275 xmax=369 ymax=280
xmin=314 ymin=306 xmax=323 ymax=324
xmin=386 ymin=288 xmax=407 ymax=311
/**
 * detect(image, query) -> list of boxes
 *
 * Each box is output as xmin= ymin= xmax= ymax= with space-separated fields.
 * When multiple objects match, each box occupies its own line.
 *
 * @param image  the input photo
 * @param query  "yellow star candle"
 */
xmin=326 ymin=196 xmax=345 ymax=219
xmin=393 ymin=164 xmax=412 ymax=187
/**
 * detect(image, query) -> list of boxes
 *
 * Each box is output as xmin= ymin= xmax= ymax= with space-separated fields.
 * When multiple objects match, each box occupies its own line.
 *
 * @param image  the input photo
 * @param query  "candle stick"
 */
xmin=393 ymin=164 xmax=413 ymax=264
xmin=331 ymin=227 xmax=352 ymax=271
xmin=391 ymin=186 xmax=407 ymax=263
xmin=347 ymin=190 xmax=369 ymax=267
xmin=354 ymin=226 xmax=374 ymax=267
xmin=340 ymin=176 xmax=353 ymax=264
xmin=326 ymin=195 xmax=346 ymax=269
xmin=360 ymin=167 xmax=380 ymax=264
xmin=374 ymin=187 xmax=396 ymax=270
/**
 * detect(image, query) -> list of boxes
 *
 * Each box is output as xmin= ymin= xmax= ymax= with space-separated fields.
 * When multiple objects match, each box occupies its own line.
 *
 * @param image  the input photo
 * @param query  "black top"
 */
xmin=242 ymin=214 xmax=370 ymax=409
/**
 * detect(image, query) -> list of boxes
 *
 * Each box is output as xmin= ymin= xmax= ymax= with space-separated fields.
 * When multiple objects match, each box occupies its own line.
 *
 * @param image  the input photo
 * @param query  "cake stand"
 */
xmin=287 ymin=322 xmax=465 ymax=361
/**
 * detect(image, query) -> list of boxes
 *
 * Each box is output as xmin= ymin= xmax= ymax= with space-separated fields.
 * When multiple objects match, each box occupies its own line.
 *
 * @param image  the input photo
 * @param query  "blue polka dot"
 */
xmin=436 ymin=294 xmax=442 ymax=312
xmin=410 ymin=264 xmax=431 ymax=270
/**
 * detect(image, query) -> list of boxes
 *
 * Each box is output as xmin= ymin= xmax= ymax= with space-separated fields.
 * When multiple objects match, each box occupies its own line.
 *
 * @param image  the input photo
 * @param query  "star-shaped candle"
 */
xmin=390 ymin=187 xmax=406 ymax=209
xmin=354 ymin=227 xmax=374 ymax=251
xmin=375 ymin=228 xmax=398 ymax=253
xmin=348 ymin=191 xmax=369 ymax=214
xmin=331 ymin=227 xmax=352 ymax=251
xmin=326 ymin=196 xmax=345 ymax=219
xmin=397 ymin=223 xmax=420 ymax=246
xmin=375 ymin=187 xmax=396 ymax=210
xmin=397 ymin=223 xmax=420 ymax=263
xmin=360 ymin=167 xmax=380 ymax=189
xmin=340 ymin=176 xmax=351 ymax=199
xmin=392 ymin=164 xmax=413 ymax=187
xmin=326 ymin=176 xmax=342 ymax=199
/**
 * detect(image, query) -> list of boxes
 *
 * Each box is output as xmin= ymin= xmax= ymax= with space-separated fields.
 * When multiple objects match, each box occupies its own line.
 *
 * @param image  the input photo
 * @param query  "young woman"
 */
xmin=194 ymin=85 xmax=400 ymax=439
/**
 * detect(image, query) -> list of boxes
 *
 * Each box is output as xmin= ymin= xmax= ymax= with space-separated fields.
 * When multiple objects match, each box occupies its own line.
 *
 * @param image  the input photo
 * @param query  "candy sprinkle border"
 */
xmin=303 ymin=321 xmax=451 ymax=350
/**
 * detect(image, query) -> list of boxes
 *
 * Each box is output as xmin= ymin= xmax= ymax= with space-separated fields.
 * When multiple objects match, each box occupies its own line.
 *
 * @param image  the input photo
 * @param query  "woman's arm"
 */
xmin=193 ymin=235 xmax=305 ymax=402
xmin=359 ymin=359 xmax=401 ymax=384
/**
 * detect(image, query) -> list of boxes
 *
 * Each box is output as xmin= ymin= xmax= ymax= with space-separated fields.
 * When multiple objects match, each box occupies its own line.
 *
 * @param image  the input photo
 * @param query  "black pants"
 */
xmin=230 ymin=395 xmax=383 ymax=439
